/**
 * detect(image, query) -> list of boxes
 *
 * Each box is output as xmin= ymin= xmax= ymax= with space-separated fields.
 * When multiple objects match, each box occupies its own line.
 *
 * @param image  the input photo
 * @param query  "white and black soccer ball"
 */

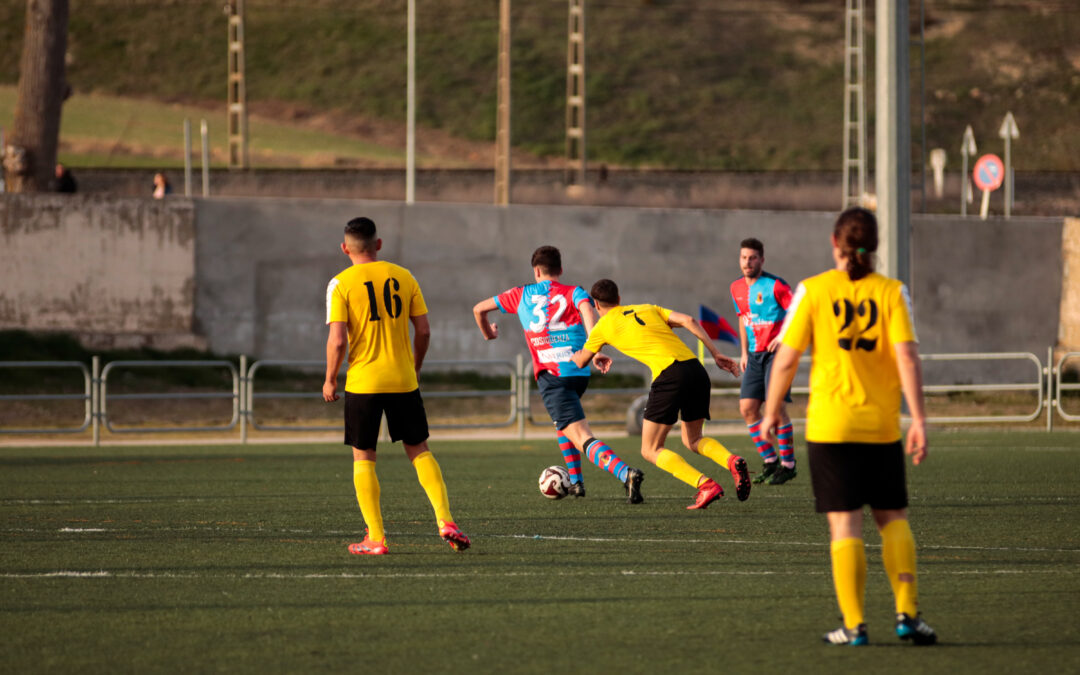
xmin=538 ymin=465 xmax=571 ymax=500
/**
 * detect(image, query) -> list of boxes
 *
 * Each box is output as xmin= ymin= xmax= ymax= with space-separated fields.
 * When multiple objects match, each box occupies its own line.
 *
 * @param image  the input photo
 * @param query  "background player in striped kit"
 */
xmin=472 ymin=246 xmax=645 ymax=503
xmin=731 ymin=237 xmax=797 ymax=485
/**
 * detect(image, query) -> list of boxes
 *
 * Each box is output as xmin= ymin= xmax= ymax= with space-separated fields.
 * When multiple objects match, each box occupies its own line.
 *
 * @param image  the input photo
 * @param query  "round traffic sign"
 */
xmin=973 ymin=154 xmax=1005 ymax=191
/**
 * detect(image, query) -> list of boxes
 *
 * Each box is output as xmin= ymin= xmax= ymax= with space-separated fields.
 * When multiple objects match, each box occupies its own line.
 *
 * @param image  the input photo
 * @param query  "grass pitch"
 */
xmin=2 ymin=431 xmax=1079 ymax=673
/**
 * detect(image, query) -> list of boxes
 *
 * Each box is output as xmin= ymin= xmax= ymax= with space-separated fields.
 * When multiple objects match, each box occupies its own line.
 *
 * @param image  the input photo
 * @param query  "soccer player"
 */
xmin=472 ymin=246 xmax=645 ymax=503
xmin=730 ymin=237 xmax=797 ymax=485
xmin=572 ymin=279 xmax=750 ymax=510
xmin=323 ymin=216 xmax=470 ymax=555
xmin=761 ymin=207 xmax=937 ymax=646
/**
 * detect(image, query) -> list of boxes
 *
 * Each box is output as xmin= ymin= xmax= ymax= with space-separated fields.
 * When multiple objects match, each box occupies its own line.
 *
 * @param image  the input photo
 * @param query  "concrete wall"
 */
xmin=0 ymin=194 xmax=200 ymax=350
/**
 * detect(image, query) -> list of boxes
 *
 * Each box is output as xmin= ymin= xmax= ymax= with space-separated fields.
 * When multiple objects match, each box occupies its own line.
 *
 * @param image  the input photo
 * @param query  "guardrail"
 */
xmin=1 ymin=349 xmax=1078 ymax=445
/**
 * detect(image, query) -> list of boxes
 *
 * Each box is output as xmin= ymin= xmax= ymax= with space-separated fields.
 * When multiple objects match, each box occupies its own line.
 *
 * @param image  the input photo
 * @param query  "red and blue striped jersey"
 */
xmin=495 ymin=280 xmax=593 ymax=379
xmin=730 ymin=272 xmax=792 ymax=353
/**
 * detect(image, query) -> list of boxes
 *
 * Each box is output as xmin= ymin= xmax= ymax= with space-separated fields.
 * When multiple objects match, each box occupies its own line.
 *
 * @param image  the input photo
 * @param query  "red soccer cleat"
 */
xmin=438 ymin=520 xmax=471 ymax=552
xmin=728 ymin=455 xmax=751 ymax=502
xmin=347 ymin=533 xmax=388 ymax=555
xmin=687 ymin=478 xmax=724 ymax=510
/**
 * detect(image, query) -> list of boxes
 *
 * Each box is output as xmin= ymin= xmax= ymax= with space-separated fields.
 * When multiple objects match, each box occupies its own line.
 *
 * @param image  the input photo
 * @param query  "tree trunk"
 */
xmin=2 ymin=0 xmax=69 ymax=193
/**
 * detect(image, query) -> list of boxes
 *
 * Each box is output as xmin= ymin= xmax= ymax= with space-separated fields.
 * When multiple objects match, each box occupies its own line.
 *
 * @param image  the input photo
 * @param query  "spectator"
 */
xmin=152 ymin=172 xmax=172 ymax=199
xmin=55 ymin=164 xmax=76 ymax=193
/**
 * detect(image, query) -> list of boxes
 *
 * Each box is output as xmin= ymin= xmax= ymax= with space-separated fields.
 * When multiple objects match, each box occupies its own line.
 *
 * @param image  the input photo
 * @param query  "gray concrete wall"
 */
xmin=0 ymin=194 xmax=199 ymax=349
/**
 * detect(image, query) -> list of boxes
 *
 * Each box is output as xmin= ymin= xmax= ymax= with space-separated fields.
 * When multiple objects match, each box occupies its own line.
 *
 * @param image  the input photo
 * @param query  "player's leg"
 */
xmin=390 ymin=391 xmax=469 ymax=552
xmin=741 ymin=354 xmax=779 ymax=483
xmin=683 ymin=418 xmax=750 ymax=503
xmin=537 ymin=374 xmax=589 ymax=495
xmin=344 ymin=393 xmax=388 ymax=555
xmin=764 ymin=354 xmax=798 ymax=485
xmin=555 ymin=428 xmax=585 ymax=494
xmin=563 ymin=418 xmax=643 ymax=502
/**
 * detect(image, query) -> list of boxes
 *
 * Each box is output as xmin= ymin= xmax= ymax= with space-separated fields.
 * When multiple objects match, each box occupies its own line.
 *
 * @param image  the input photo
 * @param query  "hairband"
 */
xmin=856 ymin=247 xmax=867 ymax=254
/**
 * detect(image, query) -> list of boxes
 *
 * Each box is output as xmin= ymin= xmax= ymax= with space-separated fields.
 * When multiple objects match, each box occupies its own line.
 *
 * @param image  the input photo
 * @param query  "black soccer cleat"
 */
xmin=624 ymin=468 xmax=645 ymax=504
xmin=823 ymin=623 xmax=868 ymax=646
xmin=768 ymin=464 xmax=798 ymax=485
xmin=896 ymin=613 xmax=937 ymax=645
xmin=568 ymin=481 xmax=586 ymax=498
xmin=752 ymin=461 xmax=779 ymax=484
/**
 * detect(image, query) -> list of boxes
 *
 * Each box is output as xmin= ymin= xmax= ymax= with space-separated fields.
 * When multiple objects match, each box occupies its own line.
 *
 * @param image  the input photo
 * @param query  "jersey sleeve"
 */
xmin=774 ymin=277 xmax=793 ymax=310
xmin=654 ymin=305 xmax=673 ymax=324
xmin=408 ymin=273 xmax=428 ymax=317
xmin=887 ymin=283 xmax=918 ymax=344
xmin=582 ymin=316 xmax=608 ymax=353
xmin=326 ymin=277 xmax=347 ymax=324
xmin=729 ymin=281 xmax=741 ymax=316
xmin=494 ymin=287 xmax=522 ymax=314
xmin=778 ymin=282 xmax=812 ymax=352
xmin=572 ymin=285 xmax=593 ymax=309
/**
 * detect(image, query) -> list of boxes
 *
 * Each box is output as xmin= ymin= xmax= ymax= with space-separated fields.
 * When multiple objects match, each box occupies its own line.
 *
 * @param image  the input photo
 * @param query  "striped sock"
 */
xmin=583 ymin=437 xmax=629 ymax=483
xmin=748 ymin=419 xmax=777 ymax=462
xmin=557 ymin=432 xmax=583 ymax=485
xmin=777 ymin=423 xmax=796 ymax=468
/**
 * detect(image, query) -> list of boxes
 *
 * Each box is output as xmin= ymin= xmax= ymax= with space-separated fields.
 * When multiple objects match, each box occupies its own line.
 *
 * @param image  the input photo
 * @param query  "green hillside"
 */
xmin=1 ymin=0 xmax=1077 ymax=170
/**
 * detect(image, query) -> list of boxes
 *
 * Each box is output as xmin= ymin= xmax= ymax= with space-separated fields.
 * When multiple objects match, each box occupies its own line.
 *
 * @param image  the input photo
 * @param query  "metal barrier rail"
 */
xmin=246 ymin=358 xmax=519 ymax=435
xmin=0 ymin=361 xmax=93 ymax=433
xmin=919 ymin=352 xmax=1044 ymax=424
xmin=100 ymin=360 xmax=240 ymax=433
xmin=1056 ymin=351 xmax=1080 ymax=423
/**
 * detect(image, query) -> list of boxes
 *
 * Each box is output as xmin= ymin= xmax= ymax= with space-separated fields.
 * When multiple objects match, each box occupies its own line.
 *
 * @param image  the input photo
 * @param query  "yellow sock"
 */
xmin=655 ymin=449 xmax=706 ymax=488
xmin=412 ymin=451 xmax=453 ymax=526
xmin=881 ymin=519 xmax=919 ymax=616
xmin=831 ymin=537 xmax=867 ymax=629
xmin=696 ymin=437 xmax=735 ymax=468
xmin=353 ymin=460 xmax=384 ymax=542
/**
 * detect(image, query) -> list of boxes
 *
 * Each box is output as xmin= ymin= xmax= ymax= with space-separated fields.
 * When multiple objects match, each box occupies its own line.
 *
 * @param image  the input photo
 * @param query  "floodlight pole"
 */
xmin=494 ymin=0 xmax=511 ymax=206
xmin=875 ymin=0 xmax=911 ymax=287
xmin=406 ymin=0 xmax=416 ymax=204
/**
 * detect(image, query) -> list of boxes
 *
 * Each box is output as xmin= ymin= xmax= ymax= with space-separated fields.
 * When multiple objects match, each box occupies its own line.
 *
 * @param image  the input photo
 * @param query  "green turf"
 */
xmin=2 ymin=431 xmax=1079 ymax=673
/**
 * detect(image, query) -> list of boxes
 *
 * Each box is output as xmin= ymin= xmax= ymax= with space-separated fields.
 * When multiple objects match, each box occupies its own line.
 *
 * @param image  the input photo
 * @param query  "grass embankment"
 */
xmin=0 ymin=1 xmax=1076 ymax=170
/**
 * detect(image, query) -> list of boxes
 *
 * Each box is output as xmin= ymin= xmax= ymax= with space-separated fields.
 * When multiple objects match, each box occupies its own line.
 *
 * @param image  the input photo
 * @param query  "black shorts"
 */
xmin=643 ymin=358 xmax=711 ymax=426
xmin=536 ymin=372 xmax=589 ymax=431
xmin=807 ymin=440 xmax=908 ymax=513
xmin=344 ymin=389 xmax=430 ymax=450
xmin=740 ymin=351 xmax=792 ymax=403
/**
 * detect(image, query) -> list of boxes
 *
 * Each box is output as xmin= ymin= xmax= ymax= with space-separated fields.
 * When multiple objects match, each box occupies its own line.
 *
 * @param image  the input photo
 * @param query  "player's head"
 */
xmin=531 ymin=246 xmax=562 ymax=277
xmin=590 ymin=279 xmax=620 ymax=308
xmin=344 ymin=216 xmax=379 ymax=255
xmin=739 ymin=237 xmax=764 ymax=279
xmin=833 ymin=207 xmax=877 ymax=280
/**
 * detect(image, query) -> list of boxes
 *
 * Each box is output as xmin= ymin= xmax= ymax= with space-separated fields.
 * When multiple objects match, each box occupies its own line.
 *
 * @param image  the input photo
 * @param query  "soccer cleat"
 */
xmin=438 ymin=520 xmax=471 ymax=552
xmin=348 ymin=533 xmax=388 ymax=556
xmin=896 ymin=613 xmax=937 ymax=645
xmin=752 ymin=461 xmax=779 ymax=484
xmin=624 ymin=468 xmax=645 ymax=504
xmin=768 ymin=464 xmax=798 ymax=485
xmin=687 ymin=478 xmax=723 ymax=510
xmin=822 ymin=623 xmax=868 ymax=646
xmin=568 ymin=481 xmax=586 ymax=498
xmin=728 ymin=455 xmax=751 ymax=502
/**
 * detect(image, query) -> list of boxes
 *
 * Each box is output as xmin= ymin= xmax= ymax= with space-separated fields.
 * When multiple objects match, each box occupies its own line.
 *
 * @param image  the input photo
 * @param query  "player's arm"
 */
xmin=472 ymin=297 xmax=500 ymax=340
xmin=767 ymin=280 xmax=794 ymax=352
xmin=667 ymin=311 xmax=740 ymax=377
xmin=578 ymin=300 xmax=613 ymax=373
xmin=895 ymin=341 xmax=928 ymax=465
xmin=739 ymin=315 xmax=750 ymax=369
xmin=323 ymin=322 xmax=347 ymax=402
xmin=572 ymin=347 xmax=597 ymax=370
xmin=760 ymin=343 xmax=801 ymax=445
xmin=411 ymin=313 xmax=431 ymax=373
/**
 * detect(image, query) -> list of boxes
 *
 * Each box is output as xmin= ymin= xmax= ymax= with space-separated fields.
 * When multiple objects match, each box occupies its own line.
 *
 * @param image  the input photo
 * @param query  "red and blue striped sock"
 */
xmin=557 ymin=432 xmax=583 ymax=485
xmin=748 ymin=419 xmax=777 ymax=462
xmin=777 ymin=423 xmax=796 ymax=468
xmin=584 ymin=437 xmax=629 ymax=483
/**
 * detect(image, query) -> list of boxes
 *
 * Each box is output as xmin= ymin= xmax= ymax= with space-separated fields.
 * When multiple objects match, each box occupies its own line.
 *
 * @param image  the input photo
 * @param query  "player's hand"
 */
xmin=759 ymin=412 xmax=779 ymax=449
xmin=905 ymin=420 xmax=928 ymax=465
xmin=322 ymin=381 xmax=339 ymax=402
xmin=593 ymin=352 xmax=613 ymax=374
xmin=714 ymin=353 xmax=741 ymax=377
xmin=739 ymin=354 xmax=748 ymax=372
xmin=484 ymin=323 xmax=499 ymax=340
xmin=767 ymin=337 xmax=782 ymax=353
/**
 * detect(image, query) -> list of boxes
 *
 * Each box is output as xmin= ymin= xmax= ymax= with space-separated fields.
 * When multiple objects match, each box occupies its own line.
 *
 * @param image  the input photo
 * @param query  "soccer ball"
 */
xmin=538 ymin=465 xmax=571 ymax=500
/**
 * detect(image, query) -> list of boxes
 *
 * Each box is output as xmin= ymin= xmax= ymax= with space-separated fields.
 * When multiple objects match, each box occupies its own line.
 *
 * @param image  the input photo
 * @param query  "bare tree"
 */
xmin=2 ymin=0 xmax=69 ymax=193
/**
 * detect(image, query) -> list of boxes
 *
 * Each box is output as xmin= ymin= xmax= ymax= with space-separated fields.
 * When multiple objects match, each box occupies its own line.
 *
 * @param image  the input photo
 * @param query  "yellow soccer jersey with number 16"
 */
xmin=326 ymin=260 xmax=427 ymax=394
xmin=779 ymin=269 xmax=917 ymax=444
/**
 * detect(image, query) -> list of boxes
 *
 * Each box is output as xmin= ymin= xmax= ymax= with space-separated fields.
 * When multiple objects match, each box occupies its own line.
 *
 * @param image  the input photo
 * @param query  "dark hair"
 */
xmin=345 ymin=217 xmax=378 ymax=252
xmin=530 ymin=246 xmax=562 ymax=275
xmin=739 ymin=238 xmax=764 ymax=255
xmin=590 ymin=279 xmax=620 ymax=306
xmin=833 ymin=207 xmax=877 ymax=280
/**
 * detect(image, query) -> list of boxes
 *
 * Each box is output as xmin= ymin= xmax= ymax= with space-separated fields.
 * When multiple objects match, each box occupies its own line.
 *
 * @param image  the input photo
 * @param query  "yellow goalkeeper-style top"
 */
xmin=326 ymin=260 xmax=427 ymax=394
xmin=779 ymin=269 xmax=918 ymax=444
xmin=584 ymin=304 xmax=698 ymax=381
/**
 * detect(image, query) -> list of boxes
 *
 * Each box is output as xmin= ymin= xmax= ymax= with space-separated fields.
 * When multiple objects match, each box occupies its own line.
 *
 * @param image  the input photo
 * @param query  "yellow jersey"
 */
xmin=779 ymin=269 xmax=918 ymax=443
xmin=584 ymin=304 xmax=698 ymax=381
xmin=326 ymin=260 xmax=427 ymax=394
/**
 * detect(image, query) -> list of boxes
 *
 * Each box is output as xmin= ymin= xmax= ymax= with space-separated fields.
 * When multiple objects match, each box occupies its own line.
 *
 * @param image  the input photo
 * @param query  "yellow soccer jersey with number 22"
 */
xmin=326 ymin=260 xmax=427 ymax=394
xmin=780 ymin=269 xmax=917 ymax=444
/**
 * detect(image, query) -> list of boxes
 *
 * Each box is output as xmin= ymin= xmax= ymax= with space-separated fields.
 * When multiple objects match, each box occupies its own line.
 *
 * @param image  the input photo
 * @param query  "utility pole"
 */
xmin=875 ymin=0 xmax=911 ymax=287
xmin=494 ymin=0 xmax=511 ymax=206
xmin=565 ymin=0 xmax=586 ymax=195
xmin=406 ymin=0 xmax=416 ymax=204
xmin=841 ymin=0 xmax=866 ymax=209
xmin=226 ymin=0 xmax=249 ymax=169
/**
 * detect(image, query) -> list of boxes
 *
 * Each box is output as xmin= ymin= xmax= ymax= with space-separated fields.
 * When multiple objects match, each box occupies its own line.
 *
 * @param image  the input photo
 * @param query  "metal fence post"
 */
xmin=517 ymin=354 xmax=526 ymax=440
xmin=91 ymin=356 xmax=101 ymax=447
xmin=1047 ymin=346 xmax=1055 ymax=432
xmin=239 ymin=355 xmax=248 ymax=444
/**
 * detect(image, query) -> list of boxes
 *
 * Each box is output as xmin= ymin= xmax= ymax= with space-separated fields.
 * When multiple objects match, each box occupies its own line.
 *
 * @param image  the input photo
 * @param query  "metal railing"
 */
xmin=1 ymin=349 xmax=1078 ymax=445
